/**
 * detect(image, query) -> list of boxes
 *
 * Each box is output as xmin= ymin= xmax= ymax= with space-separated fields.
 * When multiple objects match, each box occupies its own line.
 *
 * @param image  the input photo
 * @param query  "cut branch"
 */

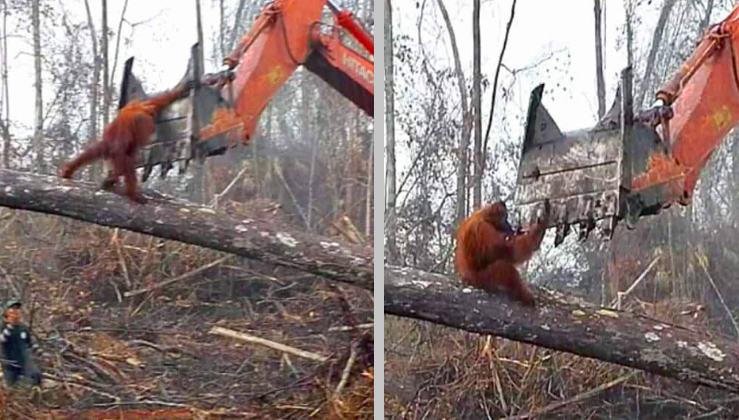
xmin=209 ymin=326 xmax=328 ymax=362
xmin=385 ymin=264 xmax=739 ymax=394
xmin=124 ymin=255 xmax=232 ymax=298
xmin=0 ymin=170 xmax=372 ymax=291
xmin=502 ymin=373 xmax=636 ymax=420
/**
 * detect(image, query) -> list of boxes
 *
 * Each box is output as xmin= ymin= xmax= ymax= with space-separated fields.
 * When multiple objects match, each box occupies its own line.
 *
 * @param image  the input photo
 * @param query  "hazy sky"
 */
xmin=392 ymin=0 xmax=640 ymax=134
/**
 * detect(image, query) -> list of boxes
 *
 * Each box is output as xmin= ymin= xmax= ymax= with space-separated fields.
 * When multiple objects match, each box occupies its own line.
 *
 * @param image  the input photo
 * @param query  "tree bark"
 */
xmin=472 ymin=0 xmax=481 ymax=210
xmin=699 ymin=0 xmax=715 ymax=34
xmin=625 ymin=0 xmax=634 ymax=68
xmin=219 ymin=0 xmax=225 ymax=58
xmin=482 ymin=0 xmax=516 ymax=194
xmin=102 ymin=0 xmax=110 ymax=127
xmin=594 ymin=0 xmax=606 ymax=119
xmin=195 ymin=0 xmax=204 ymax=68
xmin=482 ymin=0 xmax=516 ymax=203
xmin=32 ymin=0 xmax=44 ymax=173
xmin=84 ymin=0 xmax=100 ymax=181
xmin=384 ymin=0 xmax=397 ymax=262
xmin=0 ymin=170 xmax=373 ymax=291
xmin=109 ymin=0 xmax=129 ymax=96
xmin=227 ymin=0 xmax=249 ymax=54
xmin=365 ymin=137 xmax=372 ymax=238
xmin=385 ymin=265 xmax=739 ymax=394
xmin=436 ymin=0 xmax=471 ymax=226
xmin=635 ymin=0 xmax=676 ymax=107
xmin=0 ymin=0 xmax=9 ymax=169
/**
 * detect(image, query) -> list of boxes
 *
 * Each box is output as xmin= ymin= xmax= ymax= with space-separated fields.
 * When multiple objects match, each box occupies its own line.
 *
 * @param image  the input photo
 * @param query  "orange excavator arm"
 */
xmin=511 ymin=4 xmax=739 ymax=245
xmin=649 ymin=5 xmax=739 ymax=205
xmin=218 ymin=0 xmax=373 ymax=142
xmin=119 ymin=0 xmax=373 ymax=180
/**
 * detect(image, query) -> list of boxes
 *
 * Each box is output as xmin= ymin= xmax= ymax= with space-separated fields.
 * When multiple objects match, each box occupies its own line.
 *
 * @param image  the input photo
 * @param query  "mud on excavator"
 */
xmin=117 ymin=0 xmax=373 ymax=182
xmin=511 ymin=4 xmax=739 ymax=246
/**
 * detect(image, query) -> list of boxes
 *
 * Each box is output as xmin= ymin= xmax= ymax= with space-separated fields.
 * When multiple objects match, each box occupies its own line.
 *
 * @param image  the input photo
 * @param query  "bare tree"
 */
xmin=472 ymin=0 xmax=481 ymax=210
xmin=226 ymin=0 xmax=248 ymax=55
xmin=635 ymin=0 xmax=676 ymax=107
xmin=102 ymin=0 xmax=110 ymax=126
xmin=625 ymin=0 xmax=634 ymax=68
xmin=1 ymin=0 xmax=9 ymax=169
xmin=594 ymin=0 xmax=606 ymax=119
xmin=482 ymin=0 xmax=516 ymax=187
xmin=699 ymin=0 xmax=715 ymax=34
xmin=385 ymin=0 xmax=397 ymax=261
xmin=109 ymin=0 xmax=129 ymax=93
xmin=32 ymin=0 xmax=45 ymax=173
xmin=435 ymin=0 xmax=471 ymax=225
xmin=84 ymin=0 xmax=100 ymax=181
xmin=195 ymin=0 xmax=204 ymax=66
xmin=219 ymin=0 xmax=225 ymax=57
xmin=366 ymin=138 xmax=372 ymax=238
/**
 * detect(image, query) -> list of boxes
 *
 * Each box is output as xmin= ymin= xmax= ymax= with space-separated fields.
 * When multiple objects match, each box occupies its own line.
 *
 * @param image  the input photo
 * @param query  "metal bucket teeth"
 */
xmin=119 ymin=43 xmax=238 ymax=184
xmin=512 ymin=69 xmax=637 ymax=246
xmin=142 ymin=164 xmax=154 ymax=183
xmin=554 ymin=222 xmax=570 ymax=246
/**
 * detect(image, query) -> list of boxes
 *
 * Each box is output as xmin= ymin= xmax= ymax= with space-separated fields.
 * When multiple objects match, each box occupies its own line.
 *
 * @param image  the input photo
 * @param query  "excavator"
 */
xmin=116 ymin=0 xmax=373 ymax=182
xmin=511 ymin=4 xmax=739 ymax=246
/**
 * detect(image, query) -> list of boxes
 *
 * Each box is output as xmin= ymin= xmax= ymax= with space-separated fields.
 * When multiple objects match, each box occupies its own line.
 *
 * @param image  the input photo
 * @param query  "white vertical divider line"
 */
xmin=373 ymin=0 xmax=385 ymax=417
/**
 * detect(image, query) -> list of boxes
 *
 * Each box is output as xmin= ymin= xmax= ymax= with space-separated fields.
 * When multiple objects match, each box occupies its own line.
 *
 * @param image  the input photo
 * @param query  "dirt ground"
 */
xmin=0 ymin=212 xmax=374 ymax=419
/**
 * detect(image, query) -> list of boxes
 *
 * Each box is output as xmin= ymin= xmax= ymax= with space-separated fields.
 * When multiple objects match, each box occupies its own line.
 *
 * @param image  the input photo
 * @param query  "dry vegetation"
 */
xmin=0 ymin=202 xmax=373 ymax=419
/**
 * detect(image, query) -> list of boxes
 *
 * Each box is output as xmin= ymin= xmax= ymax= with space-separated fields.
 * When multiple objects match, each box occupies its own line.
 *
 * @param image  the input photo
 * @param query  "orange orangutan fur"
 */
xmin=60 ymin=82 xmax=192 ymax=203
xmin=454 ymin=200 xmax=550 ymax=306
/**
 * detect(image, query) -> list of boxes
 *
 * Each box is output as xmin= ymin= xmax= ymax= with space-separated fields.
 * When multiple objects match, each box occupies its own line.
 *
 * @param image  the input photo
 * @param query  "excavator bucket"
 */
xmin=512 ymin=67 xmax=669 ymax=245
xmin=119 ymin=43 xmax=239 ymax=182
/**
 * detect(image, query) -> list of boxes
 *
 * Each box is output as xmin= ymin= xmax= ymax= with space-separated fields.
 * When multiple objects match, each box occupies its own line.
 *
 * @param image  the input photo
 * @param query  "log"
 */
xmin=384 ymin=264 xmax=739 ymax=394
xmin=0 ymin=170 xmax=372 ymax=290
xmin=209 ymin=326 xmax=328 ymax=362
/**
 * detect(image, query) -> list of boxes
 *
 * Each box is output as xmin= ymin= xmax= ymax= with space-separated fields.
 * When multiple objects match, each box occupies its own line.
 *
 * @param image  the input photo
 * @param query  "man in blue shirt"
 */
xmin=0 ymin=300 xmax=42 ymax=388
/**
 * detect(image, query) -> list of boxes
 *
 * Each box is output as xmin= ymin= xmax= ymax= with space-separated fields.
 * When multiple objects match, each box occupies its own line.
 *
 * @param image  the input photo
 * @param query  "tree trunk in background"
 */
xmin=195 ymin=0 xmax=204 ymax=67
xmin=84 ymin=0 xmax=100 ymax=182
xmin=32 ymin=0 xmax=45 ymax=173
xmin=482 ymin=0 xmax=516 ymax=192
xmin=436 ymin=0 xmax=471 ymax=225
xmin=385 ymin=0 xmax=398 ymax=262
xmin=303 ymin=70 xmax=314 ymax=231
xmin=594 ymin=0 xmax=606 ymax=119
xmin=635 ymin=0 xmax=676 ymax=107
xmin=699 ymin=0 xmax=714 ymax=36
xmin=102 ymin=0 xmax=110 ymax=127
xmin=625 ymin=0 xmax=634 ymax=68
xmin=227 ymin=0 xmax=248 ymax=54
xmin=109 ymin=0 xmax=129 ymax=96
xmin=472 ymin=0 xmax=481 ymax=210
xmin=188 ymin=0 xmax=208 ymax=204
xmin=219 ymin=0 xmax=225 ymax=58
xmin=1 ymin=0 xmax=9 ymax=169
xmin=366 ymin=138 xmax=372 ymax=238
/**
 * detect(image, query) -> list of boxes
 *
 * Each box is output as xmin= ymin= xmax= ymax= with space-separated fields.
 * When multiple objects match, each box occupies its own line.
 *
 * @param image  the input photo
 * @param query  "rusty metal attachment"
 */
xmin=512 ymin=67 xmax=670 ymax=246
xmin=119 ymin=44 xmax=240 ymax=183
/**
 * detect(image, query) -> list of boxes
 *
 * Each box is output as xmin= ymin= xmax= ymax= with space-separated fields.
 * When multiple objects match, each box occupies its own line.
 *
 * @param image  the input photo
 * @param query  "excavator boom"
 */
xmin=118 ymin=0 xmax=373 ymax=180
xmin=512 ymin=4 xmax=739 ymax=245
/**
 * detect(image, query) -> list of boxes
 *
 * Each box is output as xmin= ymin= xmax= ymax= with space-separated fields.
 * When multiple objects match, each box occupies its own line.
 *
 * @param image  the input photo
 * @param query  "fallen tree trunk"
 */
xmin=0 ymin=170 xmax=372 ymax=290
xmin=385 ymin=265 xmax=739 ymax=394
